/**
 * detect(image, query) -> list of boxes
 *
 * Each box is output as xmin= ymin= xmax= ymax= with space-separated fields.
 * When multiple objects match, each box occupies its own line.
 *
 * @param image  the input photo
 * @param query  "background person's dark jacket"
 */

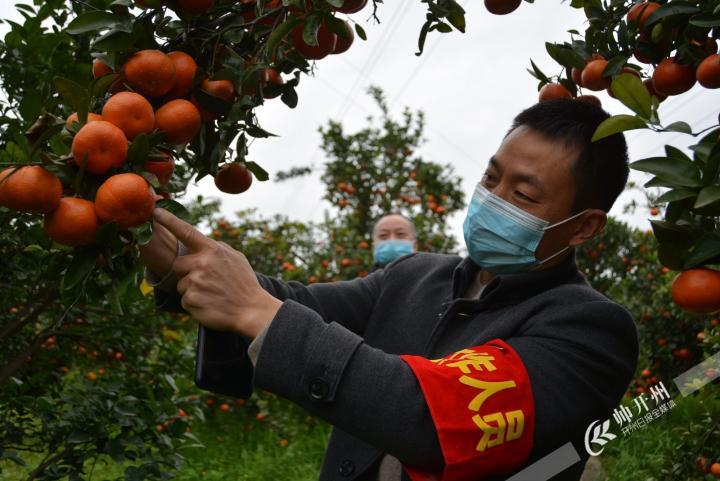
xmin=154 ymin=250 xmax=639 ymax=481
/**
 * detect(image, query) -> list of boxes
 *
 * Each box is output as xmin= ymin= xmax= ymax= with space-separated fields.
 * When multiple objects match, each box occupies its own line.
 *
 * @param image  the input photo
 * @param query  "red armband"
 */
xmin=399 ymin=339 xmax=535 ymax=481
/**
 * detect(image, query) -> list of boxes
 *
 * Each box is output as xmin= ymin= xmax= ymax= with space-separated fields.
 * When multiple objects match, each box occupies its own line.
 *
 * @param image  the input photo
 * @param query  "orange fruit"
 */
xmin=143 ymin=151 xmax=175 ymax=186
xmin=260 ymin=68 xmax=284 ymax=99
xmin=571 ymin=67 xmax=584 ymax=86
xmin=193 ymin=79 xmax=236 ymax=120
xmin=291 ymin=23 xmax=337 ymax=60
xmin=92 ymin=58 xmax=114 ymax=79
xmin=166 ymin=51 xmax=198 ymax=98
xmin=484 ymin=0 xmax=521 ymax=15
xmin=581 ymin=59 xmax=611 ymax=91
xmin=652 ymin=57 xmax=697 ymax=96
xmin=538 ymin=83 xmax=572 ymax=102
xmin=576 ymin=94 xmax=601 ymax=107
xmin=155 ymin=99 xmax=201 ymax=144
xmin=219 ymin=402 xmax=231 ymax=412
xmin=332 ymin=20 xmax=354 ymax=54
xmin=101 ymin=92 xmax=155 ymax=140
xmin=178 ymin=0 xmax=214 ymax=14
xmin=671 ymin=268 xmax=720 ymax=313
xmin=95 ymin=173 xmax=156 ymax=228
xmin=697 ymin=53 xmax=720 ymax=88
xmin=66 ymin=112 xmax=103 ymax=127
xmin=643 ymin=78 xmax=667 ymax=102
xmin=711 ymin=462 xmax=720 ymax=478
xmin=44 ymin=197 xmax=100 ymax=246
xmin=87 ymin=371 xmax=97 ymax=381
xmin=333 ymin=0 xmax=367 ymax=13
xmin=214 ymin=163 xmax=253 ymax=194
xmin=71 ymin=121 xmax=128 ymax=174
xmin=123 ymin=49 xmax=177 ymax=97
xmin=626 ymin=2 xmax=660 ymax=30
xmin=0 ymin=166 xmax=62 ymax=214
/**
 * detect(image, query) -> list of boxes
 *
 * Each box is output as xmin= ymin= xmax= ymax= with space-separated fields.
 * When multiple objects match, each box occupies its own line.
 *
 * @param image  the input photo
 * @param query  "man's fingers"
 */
xmin=153 ymin=208 xmax=212 ymax=253
xmin=172 ymin=254 xmax=195 ymax=278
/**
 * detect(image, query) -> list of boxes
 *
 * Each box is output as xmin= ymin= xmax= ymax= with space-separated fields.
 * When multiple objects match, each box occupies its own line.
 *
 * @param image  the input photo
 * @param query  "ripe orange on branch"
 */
xmin=696 ymin=54 xmax=720 ymax=88
xmin=652 ymin=57 xmax=697 ymax=96
xmin=44 ymin=197 xmax=100 ymax=246
xmin=101 ymin=92 xmax=155 ymax=140
xmin=95 ymin=173 xmax=156 ymax=229
xmin=155 ymin=99 xmax=201 ymax=144
xmin=214 ymin=163 xmax=253 ymax=194
xmin=66 ymin=112 xmax=103 ymax=127
xmin=538 ymin=83 xmax=572 ymax=102
xmin=143 ymin=151 xmax=175 ymax=186
xmin=581 ymin=58 xmax=611 ymax=91
xmin=71 ymin=121 xmax=129 ymax=174
xmin=332 ymin=20 xmax=355 ymax=54
xmin=0 ymin=166 xmax=62 ymax=214
xmin=671 ymin=268 xmax=720 ymax=313
xmin=626 ymin=2 xmax=660 ymax=30
xmin=260 ymin=68 xmax=284 ymax=99
xmin=291 ymin=23 xmax=337 ymax=60
xmin=484 ymin=0 xmax=522 ymax=15
xmin=166 ymin=51 xmax=198 ymax=98
xmin=194 ymin=79 xmax=236 ymax=120
xmin=123 ymin=49 xmax=177 ymax=97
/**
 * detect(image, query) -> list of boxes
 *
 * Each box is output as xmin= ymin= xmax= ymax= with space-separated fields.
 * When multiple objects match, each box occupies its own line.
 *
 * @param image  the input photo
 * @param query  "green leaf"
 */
xmin=92 ymin=30 xmax=136 ymax=52
xmin=609 ymin=73 xmax=652 ymax=119
xmin=156 ymin=199 xmax=191 ymax=222
xmin=54 ymin=77 xmax=89 ymax=119
xmin=302 ymin=15 xmax=321 ymax=46
xmin=126 ymin=133 xmax=150 ymax=166
xmin=244 ymin=161 xmax=269 ymax=181
xmin=602 ymin=55 xmax=630 ymax=77
xmin=689 ymin=13 xmax=720 ymax=27
xmin=664 ymin=121 xmax=692 ymax=134
xmin=592 ymin=114 xmax=647 ymax=141
xmin=684 ymin=234 xmax=720 ymax=268
xmin=63 ymin=251 xmax=97 ymax=290
xmin=655 ymin=187 xmax=697 ymax=203
xmin=528 ymin=59 xmax=551 ymax=84
xmin=281 ymin=87 xmax=298 ymax=109
xmin=644 ymin=2 xmax=701 ymax=28
xmin=354 ymin=23 xmax=367 ymax=41
xmin=546 ymin=43 xmax=586 ymax=69
xmin=657 ymin=243 xmax=688 ymax=270
xmin=446 ymin=3 xmax=466 ymax=33
xmin=694 ymin=186 xmax=720 ymax=208
xmin=245 ymin=124 xmax=277 ymax=138
xmin=650 ymin=220 xmax=696 ymax=247
xmin=267 ymin=18 xmax=301 ymax=54
xmin=66 ymin=11 xmax=119 ymax=34
xmin=129 ymin=222 xmax=153 ymax=246
xmin=631 ymin=156 xmax=702 ymax=187
xmin=91 ymin=73 xmax=121 ymax=97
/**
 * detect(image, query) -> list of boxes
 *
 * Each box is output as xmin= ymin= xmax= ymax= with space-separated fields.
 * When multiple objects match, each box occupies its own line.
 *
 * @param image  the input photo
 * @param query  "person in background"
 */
xmin=371 ymin=213 xmax=418 ymax=270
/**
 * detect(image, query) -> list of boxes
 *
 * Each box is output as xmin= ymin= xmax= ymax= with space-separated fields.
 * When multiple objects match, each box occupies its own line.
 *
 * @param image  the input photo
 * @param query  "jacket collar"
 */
xmin=451 ymin=248 xmax=585 ymax=304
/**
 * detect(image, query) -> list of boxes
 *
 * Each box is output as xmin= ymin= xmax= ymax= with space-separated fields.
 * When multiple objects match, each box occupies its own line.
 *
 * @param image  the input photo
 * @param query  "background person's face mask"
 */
xmin=463 ymin=183 xmax=588 ymax=275
xmin=374 ymin=239 xmax=414 ymax=266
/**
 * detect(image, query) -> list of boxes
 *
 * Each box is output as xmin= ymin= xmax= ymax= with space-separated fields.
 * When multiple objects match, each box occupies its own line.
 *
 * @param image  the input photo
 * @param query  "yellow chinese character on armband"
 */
xmin=431 ymin=349 xmax=497 ymax=374
xmin=459 ymin=376 xmax=524 ymax=452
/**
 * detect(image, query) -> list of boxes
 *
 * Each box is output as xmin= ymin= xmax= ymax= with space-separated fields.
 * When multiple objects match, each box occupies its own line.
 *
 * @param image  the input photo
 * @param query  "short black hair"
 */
xmin=370 ymin=212 xmax=418 ymax=239
xmin=507 ymin=99 xmax=629 ymax=214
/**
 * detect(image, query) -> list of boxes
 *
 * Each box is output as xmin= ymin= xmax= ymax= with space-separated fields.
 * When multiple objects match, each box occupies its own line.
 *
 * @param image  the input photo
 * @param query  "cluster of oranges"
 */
xmin=697 ymin=457 xmax=720 ymax=478
xmin=538 ymin=1 xmax=720 ymax=106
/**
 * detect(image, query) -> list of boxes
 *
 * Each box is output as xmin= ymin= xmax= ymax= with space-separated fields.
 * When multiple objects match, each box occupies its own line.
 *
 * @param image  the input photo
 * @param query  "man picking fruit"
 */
xmin=140 ymin=99 xmax=638 ymax=481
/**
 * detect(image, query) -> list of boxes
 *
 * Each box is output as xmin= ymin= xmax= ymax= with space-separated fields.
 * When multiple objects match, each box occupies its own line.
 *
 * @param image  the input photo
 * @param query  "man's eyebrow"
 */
xmin=489 ymin=156 xmax=544 ymax=193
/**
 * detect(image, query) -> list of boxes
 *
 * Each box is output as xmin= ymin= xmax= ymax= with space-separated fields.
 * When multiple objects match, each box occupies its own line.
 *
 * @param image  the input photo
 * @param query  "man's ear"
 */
xmin=569 ymin=209 xmax=607 ymax=247
xmin=412 ymin=239 xmax=419 ymax=251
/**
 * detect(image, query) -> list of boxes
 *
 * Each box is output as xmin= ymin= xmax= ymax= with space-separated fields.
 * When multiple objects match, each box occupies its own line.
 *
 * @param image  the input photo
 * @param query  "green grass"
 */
xmin=0 ymin=397 xmax=331 ymax=481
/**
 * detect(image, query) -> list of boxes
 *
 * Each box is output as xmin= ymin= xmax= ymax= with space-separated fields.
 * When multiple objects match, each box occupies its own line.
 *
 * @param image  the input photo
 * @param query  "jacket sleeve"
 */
xmin=252 ymin=298 xmax=638 ymax=478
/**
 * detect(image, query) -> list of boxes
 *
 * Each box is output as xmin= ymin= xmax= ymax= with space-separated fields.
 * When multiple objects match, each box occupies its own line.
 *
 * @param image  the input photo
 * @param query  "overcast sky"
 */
xmin=1 ymin=0 xmax=718 ymax=251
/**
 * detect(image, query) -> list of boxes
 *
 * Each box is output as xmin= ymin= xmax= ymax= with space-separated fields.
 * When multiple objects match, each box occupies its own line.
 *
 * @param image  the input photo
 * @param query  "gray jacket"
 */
xmin=154 ymin=250 xmax=639 ymax=481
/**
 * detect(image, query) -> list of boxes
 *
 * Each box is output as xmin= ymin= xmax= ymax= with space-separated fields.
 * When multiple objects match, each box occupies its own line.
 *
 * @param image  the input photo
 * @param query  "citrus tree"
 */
xmin=520 ymin=0 xmax=720 ymax=316
xmin=213 ymin=86 xmax=466 ymax=281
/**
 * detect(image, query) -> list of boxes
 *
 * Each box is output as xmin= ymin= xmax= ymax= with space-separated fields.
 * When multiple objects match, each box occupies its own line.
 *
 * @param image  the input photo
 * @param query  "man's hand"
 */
xmin=153 ymin=208 xmax=283 ymax=338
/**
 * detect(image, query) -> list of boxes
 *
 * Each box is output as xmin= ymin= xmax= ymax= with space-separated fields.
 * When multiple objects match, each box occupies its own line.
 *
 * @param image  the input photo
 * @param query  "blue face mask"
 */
xmin=374 ymin=239 xmax=414 ymax=266
xmin=462 ymin=183 xmax=588 ymax=275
